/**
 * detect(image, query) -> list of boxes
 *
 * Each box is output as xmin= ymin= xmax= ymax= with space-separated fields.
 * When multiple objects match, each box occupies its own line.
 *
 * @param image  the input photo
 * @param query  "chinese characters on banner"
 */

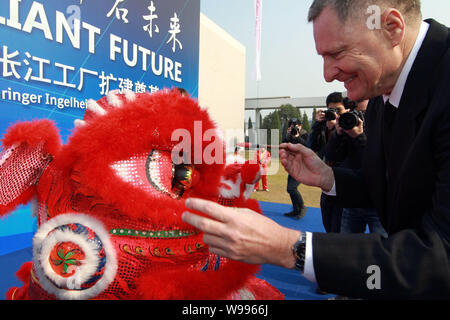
xmin=0 ymin=0 xmax=195 ymax=98
xmin=0 ymin=45 xmax=164 ymax=95
xmin=143 ymin=1 xmax=159 ymax=38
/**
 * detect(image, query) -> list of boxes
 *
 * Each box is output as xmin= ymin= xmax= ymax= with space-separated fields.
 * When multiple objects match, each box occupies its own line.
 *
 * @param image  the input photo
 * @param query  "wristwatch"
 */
xmin=292 ymin=231 xmax=307 ymax=273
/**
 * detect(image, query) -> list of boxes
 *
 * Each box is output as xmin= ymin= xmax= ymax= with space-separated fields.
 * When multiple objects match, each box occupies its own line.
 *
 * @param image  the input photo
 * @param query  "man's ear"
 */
xmin=381 ymin=9 xmax=406 ymax=47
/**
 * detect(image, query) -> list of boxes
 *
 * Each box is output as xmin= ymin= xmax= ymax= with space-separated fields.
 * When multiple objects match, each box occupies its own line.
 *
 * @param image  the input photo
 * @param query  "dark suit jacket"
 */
xmin=283 ymin=128 xmax=308 ymax=146
xmin=312 ymin=19 xmax=450 ymax=299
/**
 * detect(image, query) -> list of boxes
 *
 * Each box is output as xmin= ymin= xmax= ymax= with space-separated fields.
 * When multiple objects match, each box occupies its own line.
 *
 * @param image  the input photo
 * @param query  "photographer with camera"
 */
xmin=309 ymin=92 xmax=345 ymax=235
xmin=309 ymin=92 xmax=345 ymax=160
xmin=326 ymin=99 xmax=388 ymax=239
xmin=283 ymin=118 xmax=308 ymax=219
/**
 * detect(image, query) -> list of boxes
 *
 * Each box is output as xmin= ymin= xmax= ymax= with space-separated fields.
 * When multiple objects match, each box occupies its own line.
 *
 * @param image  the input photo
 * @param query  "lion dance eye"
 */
xmin=111 ymin=150 xmax=200 ymax=200
xmin=171 ymin=163 xmax=198 ymax=197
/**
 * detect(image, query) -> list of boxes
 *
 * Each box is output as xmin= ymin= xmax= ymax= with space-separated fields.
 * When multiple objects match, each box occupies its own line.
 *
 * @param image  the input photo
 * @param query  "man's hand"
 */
xmin=335 ymin=119 xmax=344 ymax=135
xmin=316 ymin=110 xmax=325 ymax=122
xmin=344 ymin=118 xmax=364 ymax=138
xmin=326 ymin=119 xmax=337 ymax=131
xmin=279 ymin=143 xmax=335 ymax=192
xmin=181 ymin=198 xmax=300 ymax=269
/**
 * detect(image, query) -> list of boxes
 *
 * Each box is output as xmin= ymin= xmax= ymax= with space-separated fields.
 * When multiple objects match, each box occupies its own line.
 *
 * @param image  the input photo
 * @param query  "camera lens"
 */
xmin=291 ymin=127 xmax=298 ymax=136
xmin=324 ymin=110 xmax=336 ymax=121
xmin=339 ymin=112 xmax=359 ymax=130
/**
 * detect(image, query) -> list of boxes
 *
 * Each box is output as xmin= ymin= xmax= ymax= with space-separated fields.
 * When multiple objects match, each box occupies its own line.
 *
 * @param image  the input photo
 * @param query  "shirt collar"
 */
xmin=383 ymin=21 xmax=429 ymax=108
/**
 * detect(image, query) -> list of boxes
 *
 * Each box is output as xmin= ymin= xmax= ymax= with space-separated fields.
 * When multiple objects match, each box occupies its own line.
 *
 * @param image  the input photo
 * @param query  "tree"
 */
xmin=312 ymin=108 xmax=317 ymax=123
xmin=248 ymin=117 xmax=253 ymax=130
xmin=261 ymin=110 xmax=282 ymax=145
xmin=302 ymin=111 xmax=311 ymax=133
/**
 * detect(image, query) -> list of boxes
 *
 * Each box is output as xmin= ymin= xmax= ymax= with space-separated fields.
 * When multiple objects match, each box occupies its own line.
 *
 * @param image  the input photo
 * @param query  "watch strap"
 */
xmin=292 ymin=231 xmax=307 ymax=273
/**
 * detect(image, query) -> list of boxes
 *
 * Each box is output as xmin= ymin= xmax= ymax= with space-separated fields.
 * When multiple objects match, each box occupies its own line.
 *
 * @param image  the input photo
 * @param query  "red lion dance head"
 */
xmin=0 ymin=89 xmax=282 ymax=300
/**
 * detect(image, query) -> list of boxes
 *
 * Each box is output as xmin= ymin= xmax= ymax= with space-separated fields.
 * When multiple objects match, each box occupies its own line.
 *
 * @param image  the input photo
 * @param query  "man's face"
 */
xmin=328 ymin=102 xmax=346 ymax=116
xmin=313 ymin=6 xmax=400 ymax=101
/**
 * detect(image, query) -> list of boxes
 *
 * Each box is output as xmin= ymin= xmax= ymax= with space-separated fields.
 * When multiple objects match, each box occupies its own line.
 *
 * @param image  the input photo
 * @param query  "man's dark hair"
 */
xmin=288 ymin=118 xmax=302 ymax=127
xmin=308 ymin=0 xmax=421 ymax=24
xmin=326 ymin=92 xmax=343 ymax=108
xmin=343 ymin=97 xmax=357 ymax=110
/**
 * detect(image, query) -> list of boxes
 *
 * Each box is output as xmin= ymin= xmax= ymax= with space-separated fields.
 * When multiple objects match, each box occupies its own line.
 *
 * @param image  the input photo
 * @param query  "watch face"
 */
xmin=293 ymin=232 xmax=306 ymax=272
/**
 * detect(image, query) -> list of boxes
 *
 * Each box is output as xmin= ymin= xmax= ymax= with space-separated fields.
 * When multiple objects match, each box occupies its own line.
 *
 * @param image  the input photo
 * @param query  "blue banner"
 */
xmin=0 ymin=0 xmax=200 ymax=240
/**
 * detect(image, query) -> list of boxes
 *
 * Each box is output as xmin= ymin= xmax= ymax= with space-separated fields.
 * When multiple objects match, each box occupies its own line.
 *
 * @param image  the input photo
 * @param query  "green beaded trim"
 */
xmin=110 ymin=228 xmax=198 ymax=239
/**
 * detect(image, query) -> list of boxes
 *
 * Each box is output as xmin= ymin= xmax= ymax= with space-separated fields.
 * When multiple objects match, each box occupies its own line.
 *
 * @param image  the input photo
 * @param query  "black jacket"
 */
xmin=313 ymin=19 xmax=450 ymax=299
xmin=325 ymin=112 xmax=367 ymax=170
xmin=310 ymin=120 xmax=339 ymax=166
xmin=283 ymin=128 xmax=308 ymax=146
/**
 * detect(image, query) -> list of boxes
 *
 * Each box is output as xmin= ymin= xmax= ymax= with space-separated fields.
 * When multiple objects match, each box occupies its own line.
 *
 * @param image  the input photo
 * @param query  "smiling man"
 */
xmin=182 ymin=0 xmax=450 ymax=299
xmin=312 ymin=0 xmax=422 ymax=102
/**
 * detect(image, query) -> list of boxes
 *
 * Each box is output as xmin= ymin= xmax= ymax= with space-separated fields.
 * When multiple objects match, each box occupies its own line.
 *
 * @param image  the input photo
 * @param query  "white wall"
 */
xmin=198 ymin=13 xmax=246 ymax=152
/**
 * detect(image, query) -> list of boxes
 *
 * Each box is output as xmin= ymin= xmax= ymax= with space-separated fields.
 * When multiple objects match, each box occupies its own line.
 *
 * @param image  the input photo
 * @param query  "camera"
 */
xmin=291 ymin=126 xmax=299 ymax=136
xmin=339 ymin=110 xmax=362 ymax=130
xmin=324 ymin=109 xmax=337 ymax=121
xmin=289 ymin=118 xmax=300 ymax=136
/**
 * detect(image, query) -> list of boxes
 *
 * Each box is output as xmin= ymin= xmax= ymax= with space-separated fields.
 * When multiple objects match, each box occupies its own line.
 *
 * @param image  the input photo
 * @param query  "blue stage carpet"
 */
xmin=0 ymin=201 xmax=334 ymax=300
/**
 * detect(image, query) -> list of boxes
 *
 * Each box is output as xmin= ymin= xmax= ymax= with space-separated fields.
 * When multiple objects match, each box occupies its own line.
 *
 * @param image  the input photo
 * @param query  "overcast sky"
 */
xmin=201 ymin=0 xmax=450 ymax=103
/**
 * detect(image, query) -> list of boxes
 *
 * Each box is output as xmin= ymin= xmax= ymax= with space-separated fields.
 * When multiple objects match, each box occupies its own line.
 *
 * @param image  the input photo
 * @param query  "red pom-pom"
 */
xmin=241 ymin=161 xmax=261 ymax=184
xmin=2 ymin=119 xmax=61 ymax=156
xmin=6 ymin=262 xmax=32 ymax=300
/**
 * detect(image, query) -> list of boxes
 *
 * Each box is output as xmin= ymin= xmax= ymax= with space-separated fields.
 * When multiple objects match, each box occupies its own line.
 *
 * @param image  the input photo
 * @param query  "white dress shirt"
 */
xmin=383 ymin=22 xmax=430 ymax=107
xmin=302 ymin=21 xmax=430 ymax=283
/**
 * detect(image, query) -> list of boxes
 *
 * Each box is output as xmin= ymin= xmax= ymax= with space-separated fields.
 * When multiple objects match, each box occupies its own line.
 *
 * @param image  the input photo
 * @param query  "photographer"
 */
xmin=325 ymin=98 xmax=366 ymax=168
xmin=283 ymin=118 xmax=308 ymax=219
xmin=309 ymin=92 xmax=345 ymax=234
xmin=309 ymin=92 xmax=345 ymax=160
xmin=284 ymin=118 xmax=308 ymax=145
xmin=325 ymin=99 xmax=388 ymax=238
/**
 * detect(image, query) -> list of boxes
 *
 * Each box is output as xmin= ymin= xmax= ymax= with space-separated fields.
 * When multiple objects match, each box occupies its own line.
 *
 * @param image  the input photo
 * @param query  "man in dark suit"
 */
xmin=181 ymin=0 xmax=450 ymax=299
